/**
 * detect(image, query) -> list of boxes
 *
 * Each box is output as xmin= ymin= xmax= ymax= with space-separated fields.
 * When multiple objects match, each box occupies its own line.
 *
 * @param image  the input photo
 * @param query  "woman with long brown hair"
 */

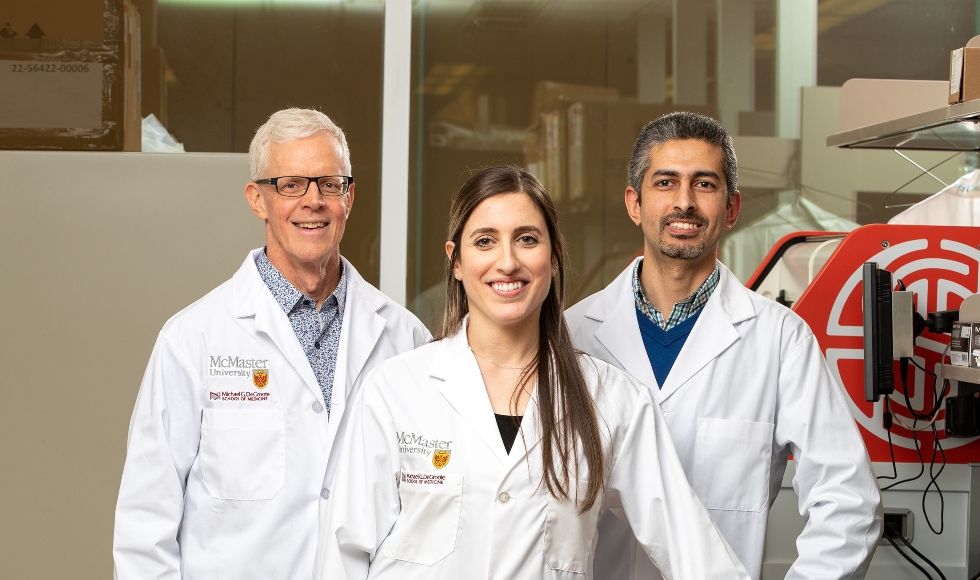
xmin=315 ymin=166 xmax=747 ymax=579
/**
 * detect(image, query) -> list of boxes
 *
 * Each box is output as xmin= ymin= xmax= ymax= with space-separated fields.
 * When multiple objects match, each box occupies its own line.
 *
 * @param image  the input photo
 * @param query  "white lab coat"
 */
xmin=565 ymin=260 xmax=882 ymax=580
xmin=888 ymin=168 xmax=980 ymax=226
xmin=315 ymin=324 xmax=749 ymax=580
xmin=113 ymin=249 xmax=430 ymax=580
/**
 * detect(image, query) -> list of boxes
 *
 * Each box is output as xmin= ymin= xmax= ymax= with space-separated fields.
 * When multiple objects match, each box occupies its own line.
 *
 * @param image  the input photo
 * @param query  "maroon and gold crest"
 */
xmin=252 ymin=369 xmax=269 ymax=389
xmin=431 ymin=449 xmax=451 ymax=469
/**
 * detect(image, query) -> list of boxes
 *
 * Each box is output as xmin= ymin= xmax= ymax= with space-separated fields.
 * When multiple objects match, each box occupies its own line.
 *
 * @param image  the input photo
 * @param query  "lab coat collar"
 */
xmin=336 ymin=256 xmax=388 ymax=401
xmin=231 ymin=249 xmax=388 ymax=406
xmin=429 ymin=322 xmax=543 ymax=468
xmin=586 ymin=258 xmax=659 ymax=392
xmin=585 ymin=258 xmax=756 ymax=402
xmin=712 ymin=263 xmax=756 ymax=325
xmin=656 ymin=264 xmax=754 ymax=400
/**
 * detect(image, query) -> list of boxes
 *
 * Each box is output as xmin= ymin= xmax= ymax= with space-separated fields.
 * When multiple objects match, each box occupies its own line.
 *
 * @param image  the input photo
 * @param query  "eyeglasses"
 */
xmin=255 ymin=175 xmax=354 ymax=197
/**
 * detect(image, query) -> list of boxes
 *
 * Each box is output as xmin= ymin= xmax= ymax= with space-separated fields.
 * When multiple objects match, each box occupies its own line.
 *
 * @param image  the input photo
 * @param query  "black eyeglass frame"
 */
xmin=254 ymin=175 xmax=354 ymax=197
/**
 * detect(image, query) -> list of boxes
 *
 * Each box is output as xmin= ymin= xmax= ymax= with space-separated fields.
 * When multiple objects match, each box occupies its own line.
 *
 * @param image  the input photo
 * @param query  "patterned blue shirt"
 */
xmin=255 ymin=250 xmax=347 ymax=416
xmin=632 ymin=258 xmax=720 ymax=330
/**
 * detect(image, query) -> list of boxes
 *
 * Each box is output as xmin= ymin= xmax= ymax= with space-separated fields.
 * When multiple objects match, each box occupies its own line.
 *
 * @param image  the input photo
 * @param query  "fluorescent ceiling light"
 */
xmin=159 ymin=0 xmax=383 ymax=8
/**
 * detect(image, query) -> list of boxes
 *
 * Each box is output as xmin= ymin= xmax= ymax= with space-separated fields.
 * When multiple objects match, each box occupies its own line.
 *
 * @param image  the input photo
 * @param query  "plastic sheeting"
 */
xmin=141 ymin=114 xmax=184 ymax=153
xmin=722 ymin=196 xmax=859 ymax=284
xmin=888 ymin=169 xmax=980 ymax=226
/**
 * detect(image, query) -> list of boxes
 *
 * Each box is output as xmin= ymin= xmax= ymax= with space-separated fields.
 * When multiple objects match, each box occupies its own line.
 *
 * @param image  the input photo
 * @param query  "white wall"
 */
xmin=0 ymin=151 xmax=261 ymax=578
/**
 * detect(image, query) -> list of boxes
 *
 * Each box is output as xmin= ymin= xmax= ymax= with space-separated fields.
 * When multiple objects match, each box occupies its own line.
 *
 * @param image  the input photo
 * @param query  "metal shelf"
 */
xmin=943 ymin=364 xmax=980 ymax=384
xmin=827 ymin=98 xmax=980 ymax=151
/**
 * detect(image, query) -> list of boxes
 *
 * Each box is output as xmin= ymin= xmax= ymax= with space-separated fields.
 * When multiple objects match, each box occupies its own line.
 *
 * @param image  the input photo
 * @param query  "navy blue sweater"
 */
xmin=635 ymin=306 xmax=703 ymax=387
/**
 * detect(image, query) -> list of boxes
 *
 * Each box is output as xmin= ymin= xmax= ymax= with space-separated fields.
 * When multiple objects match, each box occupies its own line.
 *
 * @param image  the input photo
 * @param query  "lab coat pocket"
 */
xmin=200 ymin=408 xmax=286 ymax=500
xmin=383 ymin=472 xmax=463 ymax=566
xmin=693 ymin=418 xmax=773 ymax=512
xmin=544 ymin=479 xmax=604 ymax=574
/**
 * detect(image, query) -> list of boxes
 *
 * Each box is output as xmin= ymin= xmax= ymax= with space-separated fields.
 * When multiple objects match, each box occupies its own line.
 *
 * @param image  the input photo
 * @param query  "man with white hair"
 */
xmin=113 ymin=108 xmax=430 ymax=579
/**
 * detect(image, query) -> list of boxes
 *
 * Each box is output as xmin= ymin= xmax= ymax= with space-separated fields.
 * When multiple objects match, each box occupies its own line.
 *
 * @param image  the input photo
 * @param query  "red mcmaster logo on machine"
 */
xmin=793 ymin=225 xmax=980 ymax=463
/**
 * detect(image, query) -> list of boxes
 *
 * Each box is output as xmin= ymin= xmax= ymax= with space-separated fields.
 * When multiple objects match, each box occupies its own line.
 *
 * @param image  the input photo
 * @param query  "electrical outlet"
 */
xmin=881 ymin=508 xmax=913 ymax=544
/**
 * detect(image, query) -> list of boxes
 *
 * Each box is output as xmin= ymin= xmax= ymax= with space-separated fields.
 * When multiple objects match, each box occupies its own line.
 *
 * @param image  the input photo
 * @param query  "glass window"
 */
xmin=151 ymin=0 xmax=386 ymax=283
xmin=407 ymin=0 xmax=757 ymax=325
xmin=817 ymin=0 xmax=977 ymax=86
xmin=407 ymin=0 xmax=980 ymax=324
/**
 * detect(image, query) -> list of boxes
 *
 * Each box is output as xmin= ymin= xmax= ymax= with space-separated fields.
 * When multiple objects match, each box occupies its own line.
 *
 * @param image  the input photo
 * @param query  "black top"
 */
xmin=494 ymin=413 xmax=524 ymax=454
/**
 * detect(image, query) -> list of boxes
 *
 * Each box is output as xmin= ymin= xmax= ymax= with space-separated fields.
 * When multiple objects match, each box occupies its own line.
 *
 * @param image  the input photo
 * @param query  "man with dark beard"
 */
xmin=565 ymin=112 xmax=882 ymax=580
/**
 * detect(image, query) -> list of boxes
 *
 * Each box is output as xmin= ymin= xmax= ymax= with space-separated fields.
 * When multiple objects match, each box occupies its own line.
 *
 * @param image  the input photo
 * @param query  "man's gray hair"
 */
xmin=248 ymin=108 xmax=351 ymax=180
xmin=628 ymin=111 xmax=737 ymax=203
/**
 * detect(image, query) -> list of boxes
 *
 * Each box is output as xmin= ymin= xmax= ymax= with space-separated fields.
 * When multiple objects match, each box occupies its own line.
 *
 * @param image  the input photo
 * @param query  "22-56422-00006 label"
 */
xmin=0 ymin=61 xmax=103 ymax=130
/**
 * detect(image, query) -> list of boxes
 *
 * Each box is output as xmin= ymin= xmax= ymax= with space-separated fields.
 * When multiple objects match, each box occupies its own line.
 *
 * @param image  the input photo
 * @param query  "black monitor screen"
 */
xmin=863 ymin=262 xmax=894 ymax=402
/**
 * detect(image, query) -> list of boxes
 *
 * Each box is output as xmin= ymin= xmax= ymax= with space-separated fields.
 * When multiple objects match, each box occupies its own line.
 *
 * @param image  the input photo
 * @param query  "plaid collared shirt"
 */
xmin=632 ymin=259 xmax=720 ymax=330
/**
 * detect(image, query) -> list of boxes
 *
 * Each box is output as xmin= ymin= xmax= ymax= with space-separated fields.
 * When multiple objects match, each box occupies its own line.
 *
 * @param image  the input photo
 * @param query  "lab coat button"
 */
xmin=312 ymin=401 xmax=324 ymax=413
xmin=320 ymin=487 xmax=330 ymax=500
xmin=497 ymin=492 xmax=511 ymax=504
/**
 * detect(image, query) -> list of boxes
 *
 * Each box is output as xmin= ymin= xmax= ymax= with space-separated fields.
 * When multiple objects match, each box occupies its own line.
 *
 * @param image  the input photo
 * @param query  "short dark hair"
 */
xmin=628 ymin=111 xmax=737 ymax=203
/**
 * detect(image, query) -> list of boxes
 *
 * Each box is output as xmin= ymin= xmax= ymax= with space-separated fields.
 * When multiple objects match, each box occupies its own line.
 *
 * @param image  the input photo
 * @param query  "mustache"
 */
xmin=659 ymin=211 xmax=708 ymax=229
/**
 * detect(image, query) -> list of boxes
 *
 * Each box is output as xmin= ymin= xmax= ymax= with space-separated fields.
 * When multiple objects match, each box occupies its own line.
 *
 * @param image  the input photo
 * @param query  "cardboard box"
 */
xmin=523 ymin=131 xmax=539 ymax=178
xmin=950 ymin=321 xmax=972 ymax=366
xmin=531 ymin=81 xmax=619 ymax=126
xmin=1 ymin=0 xmax=107 ymax=42
xmin=971 ymin=323 xmax=980 ymax=369
xmin=539 ymin=109 xmax=565 ymax=201
xmin=0 ymin=0 xmax=141 ymax=151
xmin=949 ymin=47 xmax=980 ymax=105
xmin=566 ymin=102 xmax=585 ymax=201
xmin=123 ymin=0 xmax=142 ymax=151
